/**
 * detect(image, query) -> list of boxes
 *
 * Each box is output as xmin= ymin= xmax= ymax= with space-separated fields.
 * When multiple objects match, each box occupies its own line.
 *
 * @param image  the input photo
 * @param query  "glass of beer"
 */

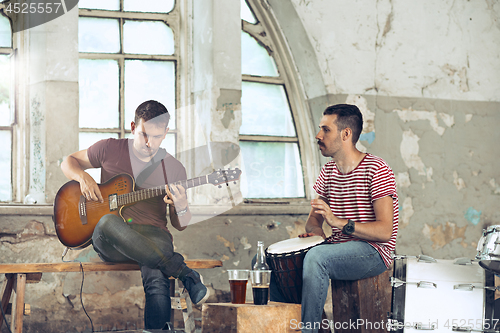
xmin=250 ymin=270 xmax=271 ymax=305
xmin=228 ymin=270 xmax=249 ymax=304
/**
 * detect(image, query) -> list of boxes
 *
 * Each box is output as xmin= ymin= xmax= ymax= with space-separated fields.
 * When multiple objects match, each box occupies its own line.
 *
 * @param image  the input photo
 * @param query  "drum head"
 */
xmin=267 ymin=236 xmax=324 ymax=254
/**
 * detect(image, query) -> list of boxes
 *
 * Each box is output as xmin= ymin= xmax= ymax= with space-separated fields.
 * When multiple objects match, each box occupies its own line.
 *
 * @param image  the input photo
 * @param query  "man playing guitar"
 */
xmin=61 ymin=100 xmax=209 ymax=329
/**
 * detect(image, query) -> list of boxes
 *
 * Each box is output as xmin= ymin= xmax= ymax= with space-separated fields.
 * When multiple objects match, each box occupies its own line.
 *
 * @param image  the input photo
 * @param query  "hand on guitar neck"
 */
xmin=164 ymin=184 xmax=188 ymax=213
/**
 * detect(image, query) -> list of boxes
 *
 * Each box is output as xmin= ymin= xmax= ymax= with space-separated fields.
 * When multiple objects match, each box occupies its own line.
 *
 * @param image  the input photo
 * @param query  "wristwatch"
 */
xmin=176 ymin=207 xmax=188 ymax=217
xmin=342 ymin=219 xmax=355 ymax=235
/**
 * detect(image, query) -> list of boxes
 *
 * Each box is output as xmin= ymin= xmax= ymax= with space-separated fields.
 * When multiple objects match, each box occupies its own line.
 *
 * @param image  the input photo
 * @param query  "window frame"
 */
xmin=240 ymin=0 xmax=316 ymax=201
xmin=0 ymin=11 xmax=15 ymax=202
xmin=78 ymin=3 xmax=181 ymax=148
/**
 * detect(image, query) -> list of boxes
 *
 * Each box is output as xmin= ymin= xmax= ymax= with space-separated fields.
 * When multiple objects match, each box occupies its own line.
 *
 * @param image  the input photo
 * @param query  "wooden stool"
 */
xmin=0 ymin=260 xmax=222 ymax=333
xmin=330 ymin=265 xmax=393 ymax=333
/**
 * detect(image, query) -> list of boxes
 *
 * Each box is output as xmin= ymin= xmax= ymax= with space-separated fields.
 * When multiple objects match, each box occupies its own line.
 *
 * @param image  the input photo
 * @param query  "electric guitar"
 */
xmin=53 ymin=169 xmax=241 ymax=249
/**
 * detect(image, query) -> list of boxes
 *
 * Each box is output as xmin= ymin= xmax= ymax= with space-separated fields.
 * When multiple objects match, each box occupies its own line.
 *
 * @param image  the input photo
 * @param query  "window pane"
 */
xmin=79 ymin=0 xmax=119 ymax=11
xmin=124 ymin=60 xmax=176 ymax=129
xmin=79 ymin=132 xmax=119 ymax=150
xmin=240 ymin=141 xmax=304 ymax=198
xmin=0 ymin=15 xmax=11 ymax=47
xmin=79 ymin=59 xmax=119 ymax=128
xmin=0 ymin=130 xmax=12 ymax=201
xmin=242 ymin=31 xmax=278 ymax=77
xmin=160 ymin=133 xmax=176 ymax=156
xmin=241 ymin=0 xmax=257 ymax=24
xmin=124 ymin=0 xmax=175 ymax=13
xmin=123 ymin=20 xmax=174 ymax=55
xmin=0 ymin=54 xmax=12 ymax=126
xmin=240 ymin=81 xmax=296 ymax=136
xmin=79 ymin=132 xmax=119 ymax=182
xmin=79 ymin=17 xmax=120 ymax=53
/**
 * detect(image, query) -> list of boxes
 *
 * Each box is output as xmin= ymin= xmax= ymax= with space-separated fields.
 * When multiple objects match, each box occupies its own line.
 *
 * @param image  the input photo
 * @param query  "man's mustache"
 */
xmin=317 ymin=141 xmax=325 ymax=146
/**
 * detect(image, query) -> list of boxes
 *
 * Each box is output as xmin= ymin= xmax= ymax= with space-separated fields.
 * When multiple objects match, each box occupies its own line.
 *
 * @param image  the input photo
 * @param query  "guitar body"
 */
xmin=53 ymin=168 xmax=242 ymax=249
xmin=53 ymin=174 xmax=134 ymax=249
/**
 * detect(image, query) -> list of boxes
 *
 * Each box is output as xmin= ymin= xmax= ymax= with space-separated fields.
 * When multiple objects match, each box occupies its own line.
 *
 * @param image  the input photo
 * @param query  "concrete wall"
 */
xmin=1 ymin=0 xmax=499 ymax=332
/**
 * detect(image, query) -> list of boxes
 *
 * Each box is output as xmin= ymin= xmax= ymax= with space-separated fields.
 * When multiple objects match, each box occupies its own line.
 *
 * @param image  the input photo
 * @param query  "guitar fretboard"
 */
xmin=116 ymin=175 xmax=209 ymax=206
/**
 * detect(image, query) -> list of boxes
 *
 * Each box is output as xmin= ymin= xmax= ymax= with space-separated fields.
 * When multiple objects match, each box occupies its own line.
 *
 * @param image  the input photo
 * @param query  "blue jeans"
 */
xmin=92 ymin=214 xmax=187 ymax=329
xmin=301 ymin=241 xmax=387 ymax=333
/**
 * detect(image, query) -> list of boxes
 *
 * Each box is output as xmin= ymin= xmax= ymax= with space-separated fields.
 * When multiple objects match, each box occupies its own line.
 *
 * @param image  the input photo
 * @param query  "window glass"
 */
xmin=160 ymin=133 xmax=176 ymax=156
xmin=79 ymin=0 xmax=120 ymax=11
xmin=124 ymin=0 xmax=175 ymax=13
xmin=240 ymin=81 xmax=296 ymax=136
xmin=123 ymin=20 xmax=174 ymax=55
xmin=0 ymin=130 xmax=12 ymax=201
xmin=241 ymin=0 xmax=257 ymax=24
xmin=79 ymin=132 xmax=120 ymax=182
xmin=240 ymin=141 xmax=304 ymax=198
xmin=79 ymin=59 xmax=119 ymax=128
xmin=124 ymin=60 xmax=176 ymax=129
xmin=79 ymin=17 xmax=120 ymax=53
xmin=0 ymin=15 xmax=11 ymax=47
xmin=0 ymin=54 xmax=11 ymax=126
xmin=241 ymin=31 xmax=278 ymax=77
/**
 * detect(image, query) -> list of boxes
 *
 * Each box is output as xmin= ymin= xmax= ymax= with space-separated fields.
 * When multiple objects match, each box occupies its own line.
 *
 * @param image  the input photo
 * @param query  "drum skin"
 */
xmin=266 ymin=237 xmax=324 ymax=304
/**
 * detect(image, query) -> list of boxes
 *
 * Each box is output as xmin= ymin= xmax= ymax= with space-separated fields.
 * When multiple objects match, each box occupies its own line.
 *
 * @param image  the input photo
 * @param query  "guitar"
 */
xmin=53 ymin=169 xmax=241 ymax=249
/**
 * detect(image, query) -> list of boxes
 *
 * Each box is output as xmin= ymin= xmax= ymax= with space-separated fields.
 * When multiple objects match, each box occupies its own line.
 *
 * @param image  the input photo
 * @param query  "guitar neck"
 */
xmin=117 ymin=175 xmax=209 ymax=206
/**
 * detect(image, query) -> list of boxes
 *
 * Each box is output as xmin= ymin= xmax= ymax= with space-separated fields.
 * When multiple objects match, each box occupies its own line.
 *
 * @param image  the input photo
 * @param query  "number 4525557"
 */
xmin=5 ymin=2 xmax=62 ymax=14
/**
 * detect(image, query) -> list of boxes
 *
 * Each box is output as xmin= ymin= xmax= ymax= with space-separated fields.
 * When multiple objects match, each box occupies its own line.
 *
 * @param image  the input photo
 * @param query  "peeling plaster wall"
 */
xmin=290 ymin=0 xmax=500 ymax=102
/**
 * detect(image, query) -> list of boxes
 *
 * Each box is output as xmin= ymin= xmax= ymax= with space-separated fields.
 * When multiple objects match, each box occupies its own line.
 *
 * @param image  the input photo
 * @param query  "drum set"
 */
xmin=262 ymin=225 xmax=500 ymax=333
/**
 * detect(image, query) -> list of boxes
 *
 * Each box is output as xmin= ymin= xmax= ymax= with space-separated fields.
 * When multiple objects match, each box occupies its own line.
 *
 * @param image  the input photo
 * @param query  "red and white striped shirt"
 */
xmin=313 ymin=154 xmax=399 ymax=268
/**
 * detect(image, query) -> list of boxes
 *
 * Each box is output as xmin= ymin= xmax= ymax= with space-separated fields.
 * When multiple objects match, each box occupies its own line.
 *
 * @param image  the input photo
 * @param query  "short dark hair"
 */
xmin=134 ymin=100 xmax=170 ymax=128
xmin=323 ymin=104 xmax=363 ymax=144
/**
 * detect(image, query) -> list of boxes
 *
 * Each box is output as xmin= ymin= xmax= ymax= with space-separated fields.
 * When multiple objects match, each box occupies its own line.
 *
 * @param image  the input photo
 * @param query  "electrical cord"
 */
xmin=62 ymin=247 xmax=94 ymax=333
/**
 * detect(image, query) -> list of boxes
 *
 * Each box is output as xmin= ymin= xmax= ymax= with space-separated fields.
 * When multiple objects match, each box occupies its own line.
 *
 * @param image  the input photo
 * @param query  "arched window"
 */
xmin=78 ymin=0 xmax=178 ymax=180
xmin=239 ymin=0 xmax=306 ymax=199
xmin=0 ymin=13 xmax=12 ymax=201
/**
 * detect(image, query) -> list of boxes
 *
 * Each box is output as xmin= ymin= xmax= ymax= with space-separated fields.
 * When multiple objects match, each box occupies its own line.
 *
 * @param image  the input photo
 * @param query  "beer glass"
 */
xmin=228 ymin=270 xmax=249 ymax=304
xmin=250 ymin=270 xmax=271 ymax=305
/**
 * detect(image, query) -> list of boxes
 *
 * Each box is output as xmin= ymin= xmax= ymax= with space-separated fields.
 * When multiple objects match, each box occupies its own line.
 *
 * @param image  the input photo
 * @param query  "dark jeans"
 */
xmin=92 ymin=214 xmax=187 ymax=329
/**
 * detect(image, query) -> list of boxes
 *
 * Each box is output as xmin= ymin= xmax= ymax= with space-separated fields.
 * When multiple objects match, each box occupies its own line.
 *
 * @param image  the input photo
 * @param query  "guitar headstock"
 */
xmin=208 ymin=168 xmax=242 ymax=187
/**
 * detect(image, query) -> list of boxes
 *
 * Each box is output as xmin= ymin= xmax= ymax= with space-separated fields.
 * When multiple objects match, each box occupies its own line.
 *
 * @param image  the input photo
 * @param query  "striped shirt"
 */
xmin=313 ymin=153 xmax=399 ymax=268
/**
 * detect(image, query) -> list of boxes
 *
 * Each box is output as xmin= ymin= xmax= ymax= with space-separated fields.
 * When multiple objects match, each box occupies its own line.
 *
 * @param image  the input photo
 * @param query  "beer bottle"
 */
xmin=253 ymin=241 xmax=269 ymax=270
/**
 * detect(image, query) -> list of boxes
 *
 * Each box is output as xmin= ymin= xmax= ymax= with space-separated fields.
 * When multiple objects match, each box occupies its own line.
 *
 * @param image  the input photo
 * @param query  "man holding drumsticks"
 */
xmin=299 ymin=104 xmax=399 ymax=332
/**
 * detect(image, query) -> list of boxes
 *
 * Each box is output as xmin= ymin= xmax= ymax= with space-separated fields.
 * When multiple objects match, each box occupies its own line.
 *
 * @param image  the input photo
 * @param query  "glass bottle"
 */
xmin=253 ymin=241 xmax=269 ymax=270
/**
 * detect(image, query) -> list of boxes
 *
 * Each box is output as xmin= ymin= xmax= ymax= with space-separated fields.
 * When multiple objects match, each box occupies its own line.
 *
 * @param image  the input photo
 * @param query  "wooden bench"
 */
xmin=0 ymin=260 xmax=222 ymax=333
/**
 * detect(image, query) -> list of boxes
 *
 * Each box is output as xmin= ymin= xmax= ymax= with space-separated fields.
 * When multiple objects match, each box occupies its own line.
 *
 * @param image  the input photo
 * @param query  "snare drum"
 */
xmin=390 ymin=256 xmax=494 ymax=332
xmin=476 ymin=225 xmax=500 ymax=260
xmin=266 ymin=236 xmax=324 ymax=304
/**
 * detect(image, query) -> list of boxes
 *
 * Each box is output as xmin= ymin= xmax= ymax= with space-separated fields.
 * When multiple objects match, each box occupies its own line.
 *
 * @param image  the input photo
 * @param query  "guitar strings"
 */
xmin=82 ymin=174 xmax=219 ymax=209
xmin=83 ymin=188 xmax=169 ymax=209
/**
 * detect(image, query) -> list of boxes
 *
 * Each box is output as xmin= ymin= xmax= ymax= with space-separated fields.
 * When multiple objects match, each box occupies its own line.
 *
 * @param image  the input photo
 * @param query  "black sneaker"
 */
xmin=181 ymin=270 xmax=210 ymax=306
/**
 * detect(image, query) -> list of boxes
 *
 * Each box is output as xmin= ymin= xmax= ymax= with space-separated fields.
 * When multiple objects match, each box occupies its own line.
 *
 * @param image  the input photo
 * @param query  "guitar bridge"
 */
xmin=109 ymin=194 xmax=118 ymax=211
xmin=79 ymin=195 xmax=88 ymax=225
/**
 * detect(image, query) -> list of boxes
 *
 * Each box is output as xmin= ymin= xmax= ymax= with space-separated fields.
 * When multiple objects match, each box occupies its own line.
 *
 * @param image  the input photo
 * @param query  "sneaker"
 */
xmin=181 ymin=270 xmax=210 ymax=306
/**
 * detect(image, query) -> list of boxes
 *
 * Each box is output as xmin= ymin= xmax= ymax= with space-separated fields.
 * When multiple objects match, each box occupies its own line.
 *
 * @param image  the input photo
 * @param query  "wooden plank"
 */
xmin=0 ymin=260 xmax=222 ymax=274
xmin=12 ymin=274 xmax=26 ymax=333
